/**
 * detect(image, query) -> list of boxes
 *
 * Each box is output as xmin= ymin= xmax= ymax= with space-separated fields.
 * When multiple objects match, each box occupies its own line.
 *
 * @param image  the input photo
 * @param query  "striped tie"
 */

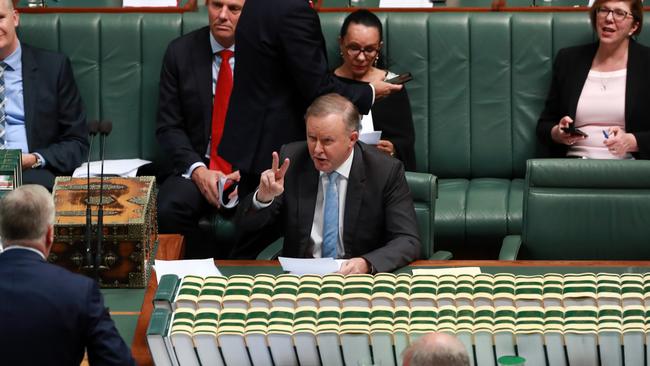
xmin=0 ymin=62 xmax=7 ymax=149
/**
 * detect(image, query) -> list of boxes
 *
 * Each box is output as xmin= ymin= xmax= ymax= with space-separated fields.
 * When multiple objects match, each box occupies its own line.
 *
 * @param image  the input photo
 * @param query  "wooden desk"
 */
xmin=129 ymin=234 xmax=184 ymax=365
xmin=129 ymin=259 xmax=650 ymax=365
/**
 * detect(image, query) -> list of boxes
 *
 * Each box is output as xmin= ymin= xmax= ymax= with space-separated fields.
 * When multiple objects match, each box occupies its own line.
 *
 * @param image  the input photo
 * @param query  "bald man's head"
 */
xmin=403 ymin=332 xmax=470 ymax=366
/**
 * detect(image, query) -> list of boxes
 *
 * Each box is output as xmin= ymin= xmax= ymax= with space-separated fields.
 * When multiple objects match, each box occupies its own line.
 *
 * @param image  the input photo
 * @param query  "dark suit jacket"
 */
xmin=219 ymin=0 xmax=374 ymax=175
xmin=0 ymin=248 xmax=135 ymax=366
xmin=237 ymin=142 xmax=421 ymax=273
xmin=22 ymin=43 xmax=88 ymax=174
xmin=156 ymin=26 xmax=214 ymax=175
xmin=537 ymin=40 xmax=650 ymax=159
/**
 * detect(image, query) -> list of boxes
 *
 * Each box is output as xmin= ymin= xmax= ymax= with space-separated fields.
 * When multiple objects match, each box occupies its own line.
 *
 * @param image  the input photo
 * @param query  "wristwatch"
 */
xmin=31 ymin=154 xmax=44 ymax=169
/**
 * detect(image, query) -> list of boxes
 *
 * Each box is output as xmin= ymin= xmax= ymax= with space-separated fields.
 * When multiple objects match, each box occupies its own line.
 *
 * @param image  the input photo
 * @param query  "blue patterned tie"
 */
xmin=0 ymin=62 xmax=7 ymax=149
xmin=322 ymin=171 xmax=340 ymax=258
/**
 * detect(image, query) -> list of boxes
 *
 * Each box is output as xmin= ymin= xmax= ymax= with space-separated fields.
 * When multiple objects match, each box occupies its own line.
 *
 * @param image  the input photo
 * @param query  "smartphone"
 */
xmin=386 ymin=72 xmax=413 ymax=85
xmin=561 ymin=126 xmax=588 ymax=138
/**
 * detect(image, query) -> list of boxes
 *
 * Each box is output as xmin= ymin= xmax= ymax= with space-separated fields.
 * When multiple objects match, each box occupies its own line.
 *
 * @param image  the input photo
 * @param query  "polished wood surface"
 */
xmin=17 ymin=0 xmax=197 ymax=13
xmin=131 ymin=234 xmax=185 ymax=366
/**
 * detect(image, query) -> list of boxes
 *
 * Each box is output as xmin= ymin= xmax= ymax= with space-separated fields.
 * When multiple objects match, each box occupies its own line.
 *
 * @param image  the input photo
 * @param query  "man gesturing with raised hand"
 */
xmin=235 ymin=93 xmax=420 ymax=274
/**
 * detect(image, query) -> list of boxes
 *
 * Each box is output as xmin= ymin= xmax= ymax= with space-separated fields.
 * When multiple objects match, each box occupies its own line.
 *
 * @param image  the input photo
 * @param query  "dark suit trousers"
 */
xmin=158 ymin=176 xmax=226 ymax=258
xmin=23 ymin=169 xmax=56 ymax=191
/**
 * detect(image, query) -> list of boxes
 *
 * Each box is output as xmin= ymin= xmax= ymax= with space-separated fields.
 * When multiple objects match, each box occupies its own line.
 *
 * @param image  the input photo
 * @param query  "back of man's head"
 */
xmin=403 ymin=332 xmax=470 ymax=366
xmin=0 ymin=185 xmax=54 ymax=246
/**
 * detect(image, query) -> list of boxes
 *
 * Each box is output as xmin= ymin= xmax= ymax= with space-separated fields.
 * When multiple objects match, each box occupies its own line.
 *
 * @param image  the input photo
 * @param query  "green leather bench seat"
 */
xmin=18 ymin=11 xmax=650 ymax=258
xmin=501 ymin=159 xmax=650 ymax=260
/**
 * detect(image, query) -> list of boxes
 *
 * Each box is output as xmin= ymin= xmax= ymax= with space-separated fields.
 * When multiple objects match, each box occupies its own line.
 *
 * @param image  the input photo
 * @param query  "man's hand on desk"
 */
xmin=191 ymin=166 xmax=240 ymax=208
xmin=257 ymin=151 xmax=290 ymax=203
xmin=337 ymin=257 xmax=370 ymax=275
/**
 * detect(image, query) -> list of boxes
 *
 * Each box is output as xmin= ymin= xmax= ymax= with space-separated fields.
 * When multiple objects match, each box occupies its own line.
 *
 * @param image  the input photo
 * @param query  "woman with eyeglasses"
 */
xmin=333 ymin=10 xmax=416 ymax=170
xmin=537 ymin=0 xmax=650 ymax=159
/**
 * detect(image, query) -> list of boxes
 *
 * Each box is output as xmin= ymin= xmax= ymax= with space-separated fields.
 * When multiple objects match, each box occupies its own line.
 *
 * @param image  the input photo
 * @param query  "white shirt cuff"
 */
xmin=252 ymin=189 xmax=273 ymax=209
xmin=369 ymin=83 xmax=376 ymax=106
xmin=182 ymin=162 xmax=207 ymax=179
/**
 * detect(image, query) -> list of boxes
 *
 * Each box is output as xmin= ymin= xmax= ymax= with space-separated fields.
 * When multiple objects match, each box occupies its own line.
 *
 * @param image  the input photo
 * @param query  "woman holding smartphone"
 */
xmin=537 ymin=0 xmax=650 ymax=159
xmin=333 ymin=10 xmax=416 ymax=170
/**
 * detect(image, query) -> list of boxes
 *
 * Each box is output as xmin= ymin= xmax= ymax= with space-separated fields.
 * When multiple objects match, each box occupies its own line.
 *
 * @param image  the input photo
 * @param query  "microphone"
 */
xmin=83 ymin=121 xmax=100 ymax=274
xmin=95 ymin=121 xmax=113 ymax=277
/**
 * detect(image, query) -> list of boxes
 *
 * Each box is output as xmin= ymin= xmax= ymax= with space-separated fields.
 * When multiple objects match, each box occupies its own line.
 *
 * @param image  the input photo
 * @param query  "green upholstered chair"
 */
xmin=500 ymin=159 xmax=650 ymax=260
xmin=256 ymin=172 xmax=453 ymax=262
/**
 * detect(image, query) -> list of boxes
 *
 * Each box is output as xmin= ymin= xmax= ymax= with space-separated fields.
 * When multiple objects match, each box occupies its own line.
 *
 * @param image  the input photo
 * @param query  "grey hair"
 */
xmin=0 ymin=185 xmax=55 ymax=243
xmin=403 ymin=335 xmax=470 ymax=366
xmin=304 ymin=93 xmax=361 ymax=132
xmin=3 ymin=0 xmax=14 ymax=11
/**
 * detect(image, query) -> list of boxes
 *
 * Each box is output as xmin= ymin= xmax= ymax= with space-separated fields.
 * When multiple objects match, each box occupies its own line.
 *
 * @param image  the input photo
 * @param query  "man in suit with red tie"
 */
xmin=156 ymin=0 xmax=244 ymax=258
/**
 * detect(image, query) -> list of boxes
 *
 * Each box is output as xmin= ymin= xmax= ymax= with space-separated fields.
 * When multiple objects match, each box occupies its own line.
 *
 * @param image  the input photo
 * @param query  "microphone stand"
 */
xmin=95 ymin=121 xmax=112 ymax=279
xmin=83 ymin=121 xmax=99 ymax=277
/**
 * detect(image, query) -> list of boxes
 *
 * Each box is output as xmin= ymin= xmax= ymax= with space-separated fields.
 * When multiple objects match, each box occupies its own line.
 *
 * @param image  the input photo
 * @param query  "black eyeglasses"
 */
xmin=597 ymin=7 xmax=632 ymax=22
xmin=345 ymin=45 xmax=380 ymax=58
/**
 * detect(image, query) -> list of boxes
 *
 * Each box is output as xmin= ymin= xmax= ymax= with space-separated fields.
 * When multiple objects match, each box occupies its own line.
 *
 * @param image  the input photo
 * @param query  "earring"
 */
xmin=373 ymin=56 xmax=379 ymax=67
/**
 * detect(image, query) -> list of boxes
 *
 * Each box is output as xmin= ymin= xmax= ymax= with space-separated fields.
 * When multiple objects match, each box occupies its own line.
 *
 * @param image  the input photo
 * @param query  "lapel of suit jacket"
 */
xmin=342 ymin=144 xmax=365 ymax=252
xmin=568 ymin=43 xmax=598 ymax=119
xmin=625 ymin=40 xmax=641 ymax=126
xmin=298 ymin=164 xmax=319 ymax=257
xmin=193 ymin=27 xmax=214 ymax=143
xmin=21 ymin=45 xmax=38 ymax=147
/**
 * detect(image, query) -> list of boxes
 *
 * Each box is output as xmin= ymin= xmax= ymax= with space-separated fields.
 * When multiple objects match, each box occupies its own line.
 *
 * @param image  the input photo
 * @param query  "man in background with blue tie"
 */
xmin=0 ymin=0 xmax=88 ymax=191
xmin=156 ymin=0 xmax=244 ymax=258
xmin=235 ymin=93 xmax=420 ymax=273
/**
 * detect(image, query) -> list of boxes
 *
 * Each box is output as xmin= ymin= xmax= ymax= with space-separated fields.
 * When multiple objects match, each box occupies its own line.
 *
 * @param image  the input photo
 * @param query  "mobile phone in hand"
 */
xmin=561 ymin=126 xmax=588 ymax=138
xmin=386 ymin=72 xmax=413 ymax=85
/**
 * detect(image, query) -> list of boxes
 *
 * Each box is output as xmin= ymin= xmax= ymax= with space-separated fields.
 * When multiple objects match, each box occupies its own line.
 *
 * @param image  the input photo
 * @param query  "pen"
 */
xmin=602 ymin=130 xmax=609 ymax=139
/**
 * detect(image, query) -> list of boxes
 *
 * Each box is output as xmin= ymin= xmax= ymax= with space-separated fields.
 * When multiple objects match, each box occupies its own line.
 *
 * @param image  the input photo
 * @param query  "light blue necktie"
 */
xmin=322 ymin=171 xmax=340 ymax=258
xmin=0 ymin=62 xmax=7 ymax=149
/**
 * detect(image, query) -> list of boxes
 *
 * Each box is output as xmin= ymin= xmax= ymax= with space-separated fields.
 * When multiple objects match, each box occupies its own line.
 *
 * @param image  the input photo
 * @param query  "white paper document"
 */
xmin=359 ymin=131 xmax=382 ymax=145
xmin=123 ymin=0 xmax=177 ymax=7
xmin=412 ymin=266 xmax=481 ymax=276
xmin=279 ymin=257 xmax=346 ymax=275
xmin=218 ymin=177 xmax=239 ymax=209
xmin=154 ymin=258 xmax=222 ymax=282
xmin=73 ymin=159 xmax=151 ymax=178
xmin=379 ymin=0 xmax=432 ymax=7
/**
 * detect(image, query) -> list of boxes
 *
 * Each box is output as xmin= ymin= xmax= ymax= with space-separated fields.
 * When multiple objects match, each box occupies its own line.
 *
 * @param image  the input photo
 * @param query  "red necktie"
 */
xmin=209 ymin=49 xmax=233 ymax=174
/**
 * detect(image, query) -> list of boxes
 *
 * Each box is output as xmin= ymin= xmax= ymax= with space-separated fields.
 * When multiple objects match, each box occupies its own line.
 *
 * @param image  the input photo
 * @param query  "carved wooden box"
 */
xmin=51 ymin=176 xmax=157 ymax=288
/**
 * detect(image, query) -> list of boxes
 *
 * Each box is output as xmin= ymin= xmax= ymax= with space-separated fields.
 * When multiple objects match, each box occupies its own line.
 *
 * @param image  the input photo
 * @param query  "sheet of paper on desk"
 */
xmin=412 ymin=267 xmax=481 ymax=276
xmin=359 ymin=131 xmax=382 ymax=145
xmin=279 ymin=257 xmax=343 ymax=275
xmin=154 ymin=258 xmax=222 ymax=282
xmin=379 ymin=0 xmax=432 ymax=7
xmin=123 ymin=0 xmax=177 ymax=6
xmin=73 ymin=159 xmax=151 ymax=178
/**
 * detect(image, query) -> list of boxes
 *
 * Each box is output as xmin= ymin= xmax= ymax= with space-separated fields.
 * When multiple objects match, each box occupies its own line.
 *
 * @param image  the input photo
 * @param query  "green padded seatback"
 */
xmin=405 ymin=171 xmax=437 ymax=259
xmin=320 ymin=12 xmax=595 ymax=178
xmin=521 ymin=159 xmax=650 ymax=259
